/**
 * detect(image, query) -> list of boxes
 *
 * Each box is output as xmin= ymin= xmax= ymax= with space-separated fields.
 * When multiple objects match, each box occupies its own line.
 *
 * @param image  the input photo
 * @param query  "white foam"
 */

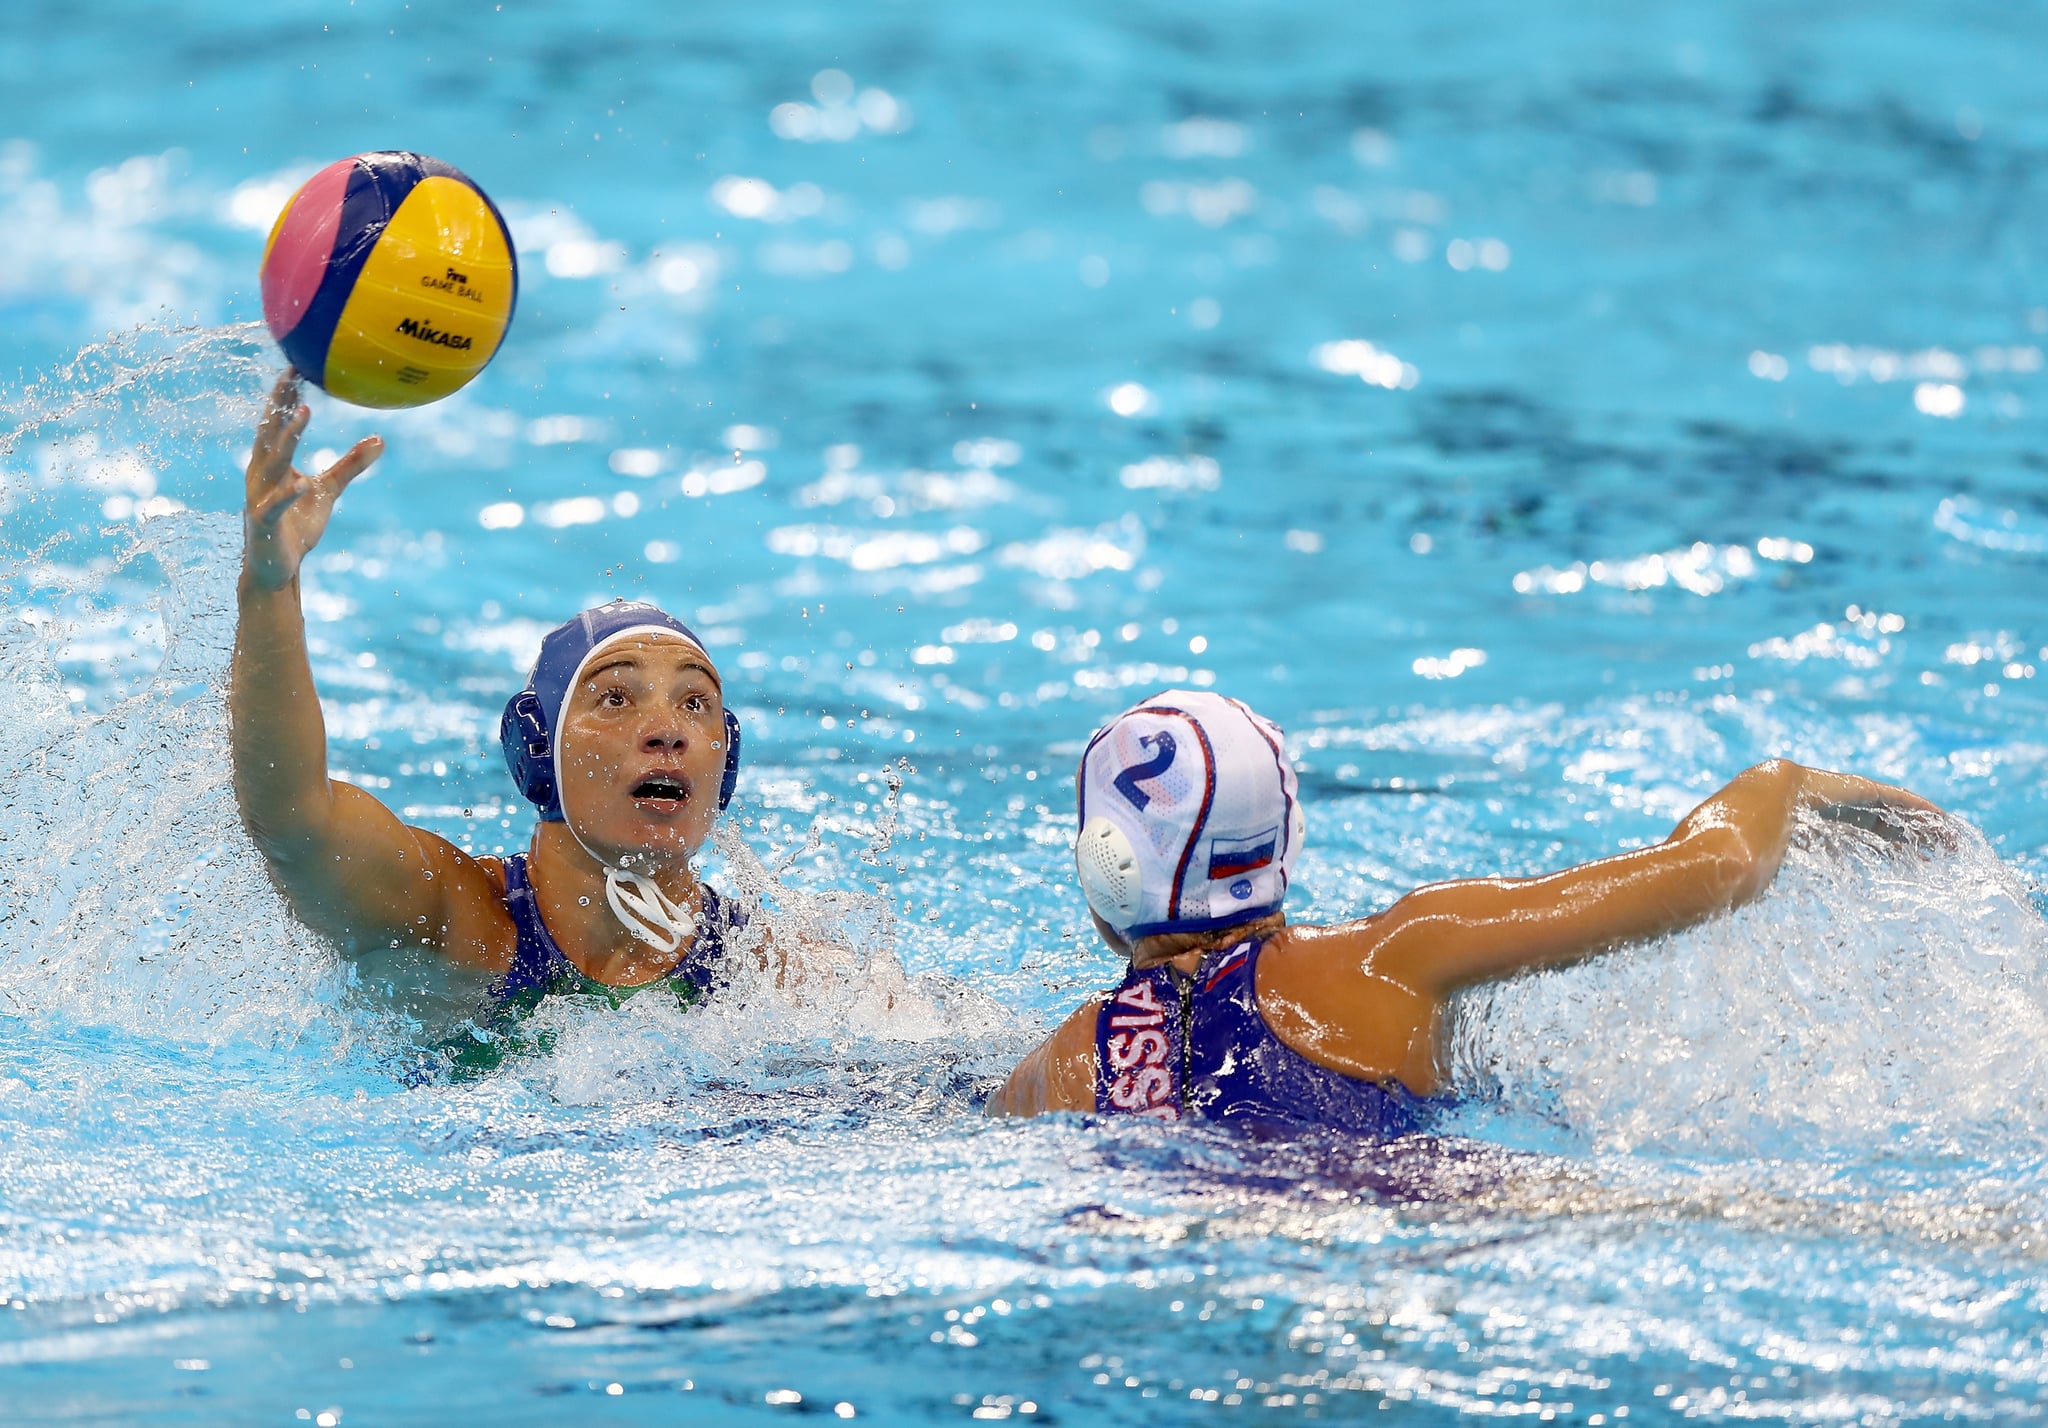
xmin=1449 ymin=815 xmax=2048 ymax=1156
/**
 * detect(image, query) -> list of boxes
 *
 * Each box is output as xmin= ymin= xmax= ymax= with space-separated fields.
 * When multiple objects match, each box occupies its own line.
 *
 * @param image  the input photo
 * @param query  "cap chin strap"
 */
xmin=562 ymin=819 xmax=697 ymax=954
xmin=602 ymin=865 xmax=696 ymax=954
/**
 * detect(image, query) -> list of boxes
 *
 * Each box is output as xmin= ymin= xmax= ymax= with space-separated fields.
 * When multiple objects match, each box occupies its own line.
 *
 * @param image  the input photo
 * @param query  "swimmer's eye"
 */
xmin=684 ymin=693 xmax=711 ymax=713
xmin=598 ymin=686 xmax=631 ymax=708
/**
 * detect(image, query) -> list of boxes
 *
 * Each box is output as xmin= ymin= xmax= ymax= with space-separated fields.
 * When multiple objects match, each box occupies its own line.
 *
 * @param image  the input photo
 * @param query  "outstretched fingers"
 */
xmin=316 ymin=434 xmax=385 ymax=495
xmin=251 ymin=474 xmax=309 ymax=532
xmin=248 ymin=405 xmax=311 ymax=499
xmin=251 ymin=370 xmax=303 ymax=459
xmin=273 ymin=403 xmax=312 ymax=475
xmin=251 ymin=436 xmax=381 ymax=539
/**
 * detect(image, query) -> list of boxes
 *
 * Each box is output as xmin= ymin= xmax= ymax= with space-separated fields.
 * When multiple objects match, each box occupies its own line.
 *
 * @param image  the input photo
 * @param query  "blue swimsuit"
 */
xmin=1093 ymin=936 xmax=1441 ymax=1137
xmin=493 ymin=852 xmax=738 ymax=1008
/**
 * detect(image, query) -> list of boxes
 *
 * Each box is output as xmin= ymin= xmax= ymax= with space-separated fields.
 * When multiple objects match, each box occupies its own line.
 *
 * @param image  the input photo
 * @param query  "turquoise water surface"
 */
xmin=5 ymin=2 xmax=2048 ymax=1422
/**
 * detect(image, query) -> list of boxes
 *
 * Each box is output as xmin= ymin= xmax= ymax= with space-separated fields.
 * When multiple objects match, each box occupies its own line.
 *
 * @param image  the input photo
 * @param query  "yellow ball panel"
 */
xmin=323 ymin=305 xmax=490 ymax=408
xmin=323 ymin=176 xmax=515 ymax=409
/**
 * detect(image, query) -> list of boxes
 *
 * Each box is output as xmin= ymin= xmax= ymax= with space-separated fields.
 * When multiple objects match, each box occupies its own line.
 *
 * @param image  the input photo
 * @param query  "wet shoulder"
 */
xmin=1252 ymin=922 xmax=1434 ymax=1089
xmin=993 ymin=994 xmax=1105 ymax=1116
xmin=1039 ymin=994 xmax=1109 ymax=1112
xmin=410 ymin=837 xmax=518 ymax=974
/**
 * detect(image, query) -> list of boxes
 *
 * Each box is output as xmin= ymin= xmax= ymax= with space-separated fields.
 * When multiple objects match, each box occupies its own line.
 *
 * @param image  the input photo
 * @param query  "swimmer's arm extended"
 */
xmin=230 ymin=374 xmax=496 ymax=957
xmin=987 ymin=999 xmax=1102 ymax=1117
xmin=1356 ymin=759 xmax=1948 ymax=1001
xmin=1258 ymin=761 xmax=1946 ymax=1095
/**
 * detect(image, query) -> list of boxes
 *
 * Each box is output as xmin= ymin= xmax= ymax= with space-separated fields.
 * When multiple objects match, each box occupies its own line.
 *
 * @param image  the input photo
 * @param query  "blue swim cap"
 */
xmin=498 ymin=601 xmax=742 ymax=822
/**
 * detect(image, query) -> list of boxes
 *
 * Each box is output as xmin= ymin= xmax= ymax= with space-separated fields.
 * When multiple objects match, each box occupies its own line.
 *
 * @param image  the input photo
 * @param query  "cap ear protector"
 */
xmin=497 ymin=692 xmax=743 ymax=819
xmin=1076 ymin=804 xmax=1306 ymax=934
xmin=1076 ymin=816 xmax=1142 ymax=927
xmin=715 ymin=707 xmax=743 ymax=809
xmin=501 ymin=687 xmax=555 ymax=814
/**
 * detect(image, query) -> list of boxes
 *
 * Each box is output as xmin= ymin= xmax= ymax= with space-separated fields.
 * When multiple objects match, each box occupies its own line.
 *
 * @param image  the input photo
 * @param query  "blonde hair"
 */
xmin=1128 ymin=912 xmax=1287 ymax=970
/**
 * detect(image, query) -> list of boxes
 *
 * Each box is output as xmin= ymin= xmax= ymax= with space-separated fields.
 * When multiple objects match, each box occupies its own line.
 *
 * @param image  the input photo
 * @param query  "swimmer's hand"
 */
xmin=1796 ymin=769 xmax=1959 ymax=853
xmin=766 ymin=929 xmax=905 ymax=1012
xmin=242 ymin=370 xmax=384 ymax=592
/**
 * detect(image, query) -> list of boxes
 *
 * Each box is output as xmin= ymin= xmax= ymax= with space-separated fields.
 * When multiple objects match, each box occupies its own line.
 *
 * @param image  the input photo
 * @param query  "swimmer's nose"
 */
xmin=641 ymin=726 xmax=689 ymax=753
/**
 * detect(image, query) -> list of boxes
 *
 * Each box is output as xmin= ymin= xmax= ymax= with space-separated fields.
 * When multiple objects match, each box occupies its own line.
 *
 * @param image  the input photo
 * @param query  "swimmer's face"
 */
xmin=554 ymin=634 xmax=728 ymax=866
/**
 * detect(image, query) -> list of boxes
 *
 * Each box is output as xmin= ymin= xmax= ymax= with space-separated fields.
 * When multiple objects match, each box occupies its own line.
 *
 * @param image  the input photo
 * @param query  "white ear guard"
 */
xmin=1078 ymin=805 xmax=1304 ymax=934
xmin=1076 ymin=816 xmax=1142 ymax=926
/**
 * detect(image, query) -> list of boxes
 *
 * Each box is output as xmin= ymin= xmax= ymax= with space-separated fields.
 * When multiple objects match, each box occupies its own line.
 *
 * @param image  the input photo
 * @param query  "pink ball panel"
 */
xmin=259 ymin=158 xmax=357 ymax=341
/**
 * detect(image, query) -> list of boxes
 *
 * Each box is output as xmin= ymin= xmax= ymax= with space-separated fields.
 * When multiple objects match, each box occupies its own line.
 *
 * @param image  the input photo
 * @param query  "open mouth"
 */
xmin=631 ymin=775 xmax=690 ymax=802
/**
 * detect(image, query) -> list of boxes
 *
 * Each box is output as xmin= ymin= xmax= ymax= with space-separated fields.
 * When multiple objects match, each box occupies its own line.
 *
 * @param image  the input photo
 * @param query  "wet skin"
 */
xmin=988 ymin=760 xmax=1951 ymax=1114
xmin=553 ymin=642 xmax=727 ymax=877
xmin=230 ymin=372 xmax=737 ymax=988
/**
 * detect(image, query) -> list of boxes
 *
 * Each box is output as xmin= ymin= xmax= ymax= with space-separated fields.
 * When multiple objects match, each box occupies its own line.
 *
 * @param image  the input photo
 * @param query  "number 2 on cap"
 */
xmin=1113 ymin=731 xmax=1177 ymax=810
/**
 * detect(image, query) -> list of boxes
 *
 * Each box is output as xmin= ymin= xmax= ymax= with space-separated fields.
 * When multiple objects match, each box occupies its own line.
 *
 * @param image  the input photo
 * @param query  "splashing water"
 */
xmin=1449 ymin=813 xmax=2048 ymax=1158
xmin=0 ymin=324 xmax=1005 ymax=1079
xmin=5 ymin=329 xmax=2048 ymax=1424
xmin=14 ymin=0 xmax=2048 ymax=1403
xmin=505 ymin=815 xmax=1020 ymax=1114
xmin=0 ymin=328 xmax=360 ymax=1050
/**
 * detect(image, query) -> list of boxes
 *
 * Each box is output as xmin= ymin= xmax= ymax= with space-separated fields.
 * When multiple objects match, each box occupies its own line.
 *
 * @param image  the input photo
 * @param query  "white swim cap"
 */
xmin=1075 ymin=690 xmax=1302 ymax=940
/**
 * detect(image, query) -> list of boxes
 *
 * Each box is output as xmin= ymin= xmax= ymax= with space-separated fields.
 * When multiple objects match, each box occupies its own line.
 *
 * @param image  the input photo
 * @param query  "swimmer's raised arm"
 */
xmin=1259 ymin=817 xmax=1772 ymax=1095
xmin=1315 ymin=759 xmax=1948 ymax=1001
xmin=231 ymin=372 xmax=494 ymax=956
xmin=1247 ymin=759 xmax=1950 ymax=1096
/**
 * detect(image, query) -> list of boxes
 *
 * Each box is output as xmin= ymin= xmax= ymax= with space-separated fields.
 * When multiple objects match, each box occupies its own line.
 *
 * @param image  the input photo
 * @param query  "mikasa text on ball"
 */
xmin=259 ymin=151 xmax=518 ymax=409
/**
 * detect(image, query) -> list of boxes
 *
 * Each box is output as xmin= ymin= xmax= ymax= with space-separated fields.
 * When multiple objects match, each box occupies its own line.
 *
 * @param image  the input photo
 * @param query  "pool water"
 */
xmin=5 ymin=1 xmax=2048 ymax=1422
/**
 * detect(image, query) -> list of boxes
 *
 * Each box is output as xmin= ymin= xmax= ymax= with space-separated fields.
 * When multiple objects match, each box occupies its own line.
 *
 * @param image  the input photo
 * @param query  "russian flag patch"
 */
xmin=1206 ymin=827 xmax=1278 ymax=880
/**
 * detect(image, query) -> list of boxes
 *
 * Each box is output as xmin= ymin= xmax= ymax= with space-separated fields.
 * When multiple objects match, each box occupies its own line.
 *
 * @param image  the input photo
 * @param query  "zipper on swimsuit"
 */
xmin=1172 ymin=966 xmax=1195 ymax=1116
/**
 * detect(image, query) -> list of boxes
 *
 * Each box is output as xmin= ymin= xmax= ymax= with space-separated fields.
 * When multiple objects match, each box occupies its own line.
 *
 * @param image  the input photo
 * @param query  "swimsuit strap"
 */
xmin=496 ymin=853 xmax=574 ymax=1003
